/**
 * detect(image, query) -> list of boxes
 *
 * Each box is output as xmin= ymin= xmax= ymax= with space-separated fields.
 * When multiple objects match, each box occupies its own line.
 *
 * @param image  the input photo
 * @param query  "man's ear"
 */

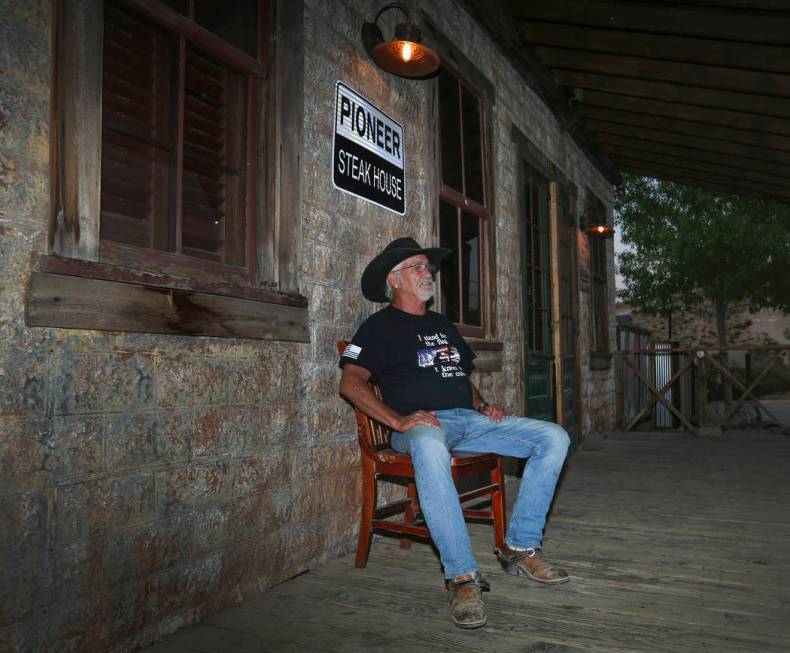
xmin=388 ymin=272 xmax=399 ymax=289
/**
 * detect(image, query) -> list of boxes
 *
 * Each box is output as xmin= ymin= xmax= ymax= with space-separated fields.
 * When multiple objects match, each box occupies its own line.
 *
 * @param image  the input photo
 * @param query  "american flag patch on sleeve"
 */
xmin=343 ymin=344 xmax=362 ymax=359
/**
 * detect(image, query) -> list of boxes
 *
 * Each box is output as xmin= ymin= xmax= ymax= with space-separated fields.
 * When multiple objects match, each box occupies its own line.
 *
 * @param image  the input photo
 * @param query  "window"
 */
xmin=523 ymin=170 xmax=550 ymax=353
xmin=557 ymin=191 xmax=577 ymax=360
xmin=588 ymin=194 xmax=610 ymax=354
xmin=436 ymin=65 xmax=489 ymax=337
xmin=101 ymin=0 xmax=258 ymax=267
xmin=40 ymin=0 xmax=307 ymax=342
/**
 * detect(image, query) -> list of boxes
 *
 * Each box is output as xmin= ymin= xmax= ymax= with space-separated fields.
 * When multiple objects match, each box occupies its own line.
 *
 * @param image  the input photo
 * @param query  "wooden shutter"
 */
xmin=182 ymin=48 xmax=246 ymax=265
xmin=100 ymin=2 xmax=175 ymax=250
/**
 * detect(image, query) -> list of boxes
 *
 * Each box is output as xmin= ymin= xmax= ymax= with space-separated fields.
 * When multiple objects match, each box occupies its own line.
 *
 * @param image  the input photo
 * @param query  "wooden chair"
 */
xmin=337 ymin=340 xmax=507 ymax=568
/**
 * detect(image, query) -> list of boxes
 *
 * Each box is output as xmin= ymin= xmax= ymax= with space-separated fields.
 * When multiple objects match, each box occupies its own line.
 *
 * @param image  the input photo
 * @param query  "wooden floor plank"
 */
xmin=144 ymin=431 xmax=790 ymax=652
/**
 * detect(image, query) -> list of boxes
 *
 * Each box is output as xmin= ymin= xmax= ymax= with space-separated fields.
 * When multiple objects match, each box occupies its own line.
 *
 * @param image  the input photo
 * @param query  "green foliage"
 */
xmin=615 ymin=176 xmax=790 ymax=319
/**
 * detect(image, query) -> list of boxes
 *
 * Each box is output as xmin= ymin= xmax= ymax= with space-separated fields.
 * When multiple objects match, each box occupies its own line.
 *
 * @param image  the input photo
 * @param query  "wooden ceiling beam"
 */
xmin=454 ymin=1 xmax=621 ymax=185
xmin=585 ymin=119 xmax=790 ymax=166
xmin=596 ymin=132 xmax=790 ymax=179
xmin=579 ymin=90 xmax=790 ymax=138
xmin=667 ymin=1 xmax=790 ymax=10
xmin=578 ymin=106 xmax=790 ymax=153
xmin=613 ymin=154 xmax=790 ymax=199
xmin=505 ymin=0 xmax=790 ymax=45
xmin=555 ymin=70 xmax=790 ymax=119
xmin=606 ymin=144 xmax=790 ymax=188
xmin=538 ymin=47 xmax=790 ymax=98
xmin=520 ymin=22 xmax=790 ymax=75
xmin=620 ymin=164 xmax=769 ymax=200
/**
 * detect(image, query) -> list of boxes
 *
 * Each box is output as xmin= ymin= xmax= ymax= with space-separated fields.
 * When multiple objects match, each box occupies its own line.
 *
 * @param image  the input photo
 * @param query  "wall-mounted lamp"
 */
xmin=362 ymin=2 xmax=440 ymax=78
xmin=581 ymin=206 xmax=615 ymax=238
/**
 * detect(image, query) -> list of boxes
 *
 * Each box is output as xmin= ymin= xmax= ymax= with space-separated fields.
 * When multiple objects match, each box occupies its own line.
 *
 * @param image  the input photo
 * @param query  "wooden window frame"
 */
xmin=99 ymin=0 xmax=260 ymax=271
xmin=36 ymin=0 xmax=307 ymax=342
xmin=435 ymin=62 xmax=492 ymax=340
xmin=587 ymin=193 xmax=611 ymax=357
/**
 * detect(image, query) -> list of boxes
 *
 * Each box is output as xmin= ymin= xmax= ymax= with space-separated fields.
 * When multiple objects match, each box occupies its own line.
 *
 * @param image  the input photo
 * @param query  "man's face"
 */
xmin=389 ymin=254 xmax=435 ymax=303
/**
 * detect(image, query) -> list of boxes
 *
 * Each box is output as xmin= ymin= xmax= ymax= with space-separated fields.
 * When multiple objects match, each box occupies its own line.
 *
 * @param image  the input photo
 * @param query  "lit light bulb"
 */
xmin=401 ymin=41 xmax=413 ymax=62
xmin=597 ymin=225 xmax=605 ymax=233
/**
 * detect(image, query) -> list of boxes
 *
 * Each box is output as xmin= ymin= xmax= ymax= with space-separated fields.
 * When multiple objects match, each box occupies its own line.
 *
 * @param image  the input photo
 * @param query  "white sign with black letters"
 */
xmin=332 ymin=82 xmax=405 ymax=214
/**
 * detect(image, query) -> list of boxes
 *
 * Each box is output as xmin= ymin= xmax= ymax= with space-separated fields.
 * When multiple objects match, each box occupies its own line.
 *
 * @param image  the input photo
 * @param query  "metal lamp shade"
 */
xmin=585 ymin=224 xmax=615 ymax=238
xmin=370 ymin=39 xmax=440 ymax=77
xmin=362 ymin=12 xmax=440 ymax=79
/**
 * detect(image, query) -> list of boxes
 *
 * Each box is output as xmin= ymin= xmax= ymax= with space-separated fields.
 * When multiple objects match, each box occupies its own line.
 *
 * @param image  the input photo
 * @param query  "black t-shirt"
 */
xmin=339 ymin=305 xmax=476 ymax=415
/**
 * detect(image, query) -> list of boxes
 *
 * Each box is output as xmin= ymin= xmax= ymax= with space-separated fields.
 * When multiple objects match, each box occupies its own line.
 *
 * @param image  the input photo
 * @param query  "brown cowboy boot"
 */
xmin=494 ymin=544 xmax=569 ymax=584
xmin=446 ymin=572 xmax=490 ymax=629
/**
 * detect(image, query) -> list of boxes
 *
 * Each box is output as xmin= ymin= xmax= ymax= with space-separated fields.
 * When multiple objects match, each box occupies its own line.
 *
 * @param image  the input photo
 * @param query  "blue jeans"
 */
xmin=390 ymin=408 xmax=570 ymax=579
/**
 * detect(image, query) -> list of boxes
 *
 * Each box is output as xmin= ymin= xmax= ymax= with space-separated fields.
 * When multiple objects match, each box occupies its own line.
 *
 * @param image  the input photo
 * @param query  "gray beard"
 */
xmin=417 ymin=285 xmax=435 ymax=302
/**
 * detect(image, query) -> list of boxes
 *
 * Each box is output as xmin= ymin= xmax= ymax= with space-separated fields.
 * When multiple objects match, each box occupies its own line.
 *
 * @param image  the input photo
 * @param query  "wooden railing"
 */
xmin=615 ymin=345 xmax=790 ymax=434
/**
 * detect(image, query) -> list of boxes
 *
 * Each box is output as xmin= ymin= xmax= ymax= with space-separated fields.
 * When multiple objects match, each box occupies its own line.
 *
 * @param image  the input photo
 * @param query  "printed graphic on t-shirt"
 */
xmin=417 ymin=332 xmax=467 ymax=378
xmin=343 ymin=343 xmax=362 ymax=360
xmin=417 ymin=344 xmax=461 ymax=367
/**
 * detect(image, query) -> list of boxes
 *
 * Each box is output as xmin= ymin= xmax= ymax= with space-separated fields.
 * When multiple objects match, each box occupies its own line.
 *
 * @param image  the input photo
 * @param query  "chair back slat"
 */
xmin=366 ymin=384 xmax=391 ymax=449
xmin=337 ymin=340 xmax=393 ymax=452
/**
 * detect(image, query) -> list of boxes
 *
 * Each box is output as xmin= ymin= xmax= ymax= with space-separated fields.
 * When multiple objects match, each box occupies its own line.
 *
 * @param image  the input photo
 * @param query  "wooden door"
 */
xmin=522 ymin=167 xmax=555 ymax=422
xmin=554 ymin=186 xmax=579 ymax=443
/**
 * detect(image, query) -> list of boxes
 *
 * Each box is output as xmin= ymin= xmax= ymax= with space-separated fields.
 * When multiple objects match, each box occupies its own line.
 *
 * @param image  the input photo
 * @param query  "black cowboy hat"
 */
xmin=361 ymin=237 xmax=450 ymax=302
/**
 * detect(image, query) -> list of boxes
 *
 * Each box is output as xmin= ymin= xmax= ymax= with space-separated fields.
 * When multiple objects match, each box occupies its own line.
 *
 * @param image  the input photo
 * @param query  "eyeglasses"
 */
xmin=393 ymin=262 xmax=437 ymax=274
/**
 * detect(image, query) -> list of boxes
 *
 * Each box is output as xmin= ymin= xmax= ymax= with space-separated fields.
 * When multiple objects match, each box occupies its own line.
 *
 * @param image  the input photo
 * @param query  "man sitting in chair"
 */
xmin=339 ymin=237 xmax=570 ymax=629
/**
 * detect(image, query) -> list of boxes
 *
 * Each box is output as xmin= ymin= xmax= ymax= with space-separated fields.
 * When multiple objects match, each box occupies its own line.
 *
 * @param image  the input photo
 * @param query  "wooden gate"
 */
xmin=616 ymin=344 xmax=790 ymax=433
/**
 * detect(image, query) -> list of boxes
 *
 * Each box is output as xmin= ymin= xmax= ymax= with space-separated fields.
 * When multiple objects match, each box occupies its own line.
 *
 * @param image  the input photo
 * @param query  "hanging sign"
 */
xmin=332 ymin=81 xmax=405 ymax=214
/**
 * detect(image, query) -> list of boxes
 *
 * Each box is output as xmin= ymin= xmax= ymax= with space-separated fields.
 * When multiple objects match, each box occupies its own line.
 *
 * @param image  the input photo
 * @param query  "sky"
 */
xmin=613 ymin=228 xmax=629 ymax=291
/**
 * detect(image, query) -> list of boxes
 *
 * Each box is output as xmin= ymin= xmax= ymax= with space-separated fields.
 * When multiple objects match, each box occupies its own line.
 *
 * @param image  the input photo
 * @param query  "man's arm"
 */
xmin=469 ymin=380 xmax=513 ymax=423
xmin=339 ymin=363 xmax=441 ymax=432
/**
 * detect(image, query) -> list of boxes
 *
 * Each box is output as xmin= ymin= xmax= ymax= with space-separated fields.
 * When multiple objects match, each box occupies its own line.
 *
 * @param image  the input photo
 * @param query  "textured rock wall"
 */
xmin=579 ymin=236 xmax=618 ymax=437
xmin=0 ymin=2 xmax=360 ymax=650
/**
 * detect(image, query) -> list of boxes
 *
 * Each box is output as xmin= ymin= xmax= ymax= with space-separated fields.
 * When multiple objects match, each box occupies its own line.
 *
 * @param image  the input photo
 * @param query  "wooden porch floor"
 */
xmin=145 ymin=431 xmax=790 ymax=652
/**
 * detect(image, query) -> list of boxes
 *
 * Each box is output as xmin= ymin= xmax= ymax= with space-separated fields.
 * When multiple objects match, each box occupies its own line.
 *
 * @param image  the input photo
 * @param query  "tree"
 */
xmin=615 ymin=175 xmax=790 ymax=406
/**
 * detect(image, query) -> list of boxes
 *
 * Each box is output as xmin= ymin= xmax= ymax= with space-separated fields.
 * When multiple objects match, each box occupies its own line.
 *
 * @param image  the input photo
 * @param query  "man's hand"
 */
xmin=480 ymin=403 xmax=513 ymax=423
xmin=394 ymin=410 xmax=442 ymax=432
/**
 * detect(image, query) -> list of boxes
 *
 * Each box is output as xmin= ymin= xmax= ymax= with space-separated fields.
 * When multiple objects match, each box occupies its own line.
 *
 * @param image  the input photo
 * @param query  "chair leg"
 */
xmin=491 ymin=458 xmax=507 ymax=550
xmin=400 ymin=482 xmax=417 ymax=549
xmin=355 ymin=457 xmax=376 ymax=568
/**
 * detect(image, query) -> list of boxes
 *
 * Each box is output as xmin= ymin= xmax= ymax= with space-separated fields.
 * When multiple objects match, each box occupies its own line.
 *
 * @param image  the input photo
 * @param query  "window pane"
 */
xmin=461 ymin=87 xmax=483 ymax=205
xmin=593 ymin=238 xmax=607 ymax=277
xmin=593 ymin=280 xmax=606 ymax=346
xmin=161 ymin=0 xmax=187 ymax=14
xmin=439 ymin=201 xmax=460 ymax=323
xmin=530 ymin=183 xmax=546 ymax=274
xmin=101 ymin=3 xmax=176 ymax=250
xmin=535 ymin=308 xmax=545 ymax=352
xmin=531 ymin=224 xmax=542 ymax=269
xmin=182 ymin=48 xmax=247 ymax=265
xmin=526 ymin=264 xmax=535 ymax=350
xmin=591 ymin=235 xmax=609 ymax=351
xmin=438 ymin=69 xmax=462 ymax=192
xmin=461 ymin=212 xmax=481 ymax=326
xmin=525 ymin=172 xmax=551 ymax=352
xmin=195 ymin=0 xmax=258 ymax=58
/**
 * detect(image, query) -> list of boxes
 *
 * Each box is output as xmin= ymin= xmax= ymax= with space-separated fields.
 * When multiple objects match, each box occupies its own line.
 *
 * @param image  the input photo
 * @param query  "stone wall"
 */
xmin=1 ymin=2 xmax=361 ymax=650
xmin=579 ymin=232 xmax=618 ymax=437
xmin=0 ymin=0 xmax=616 ymax=650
